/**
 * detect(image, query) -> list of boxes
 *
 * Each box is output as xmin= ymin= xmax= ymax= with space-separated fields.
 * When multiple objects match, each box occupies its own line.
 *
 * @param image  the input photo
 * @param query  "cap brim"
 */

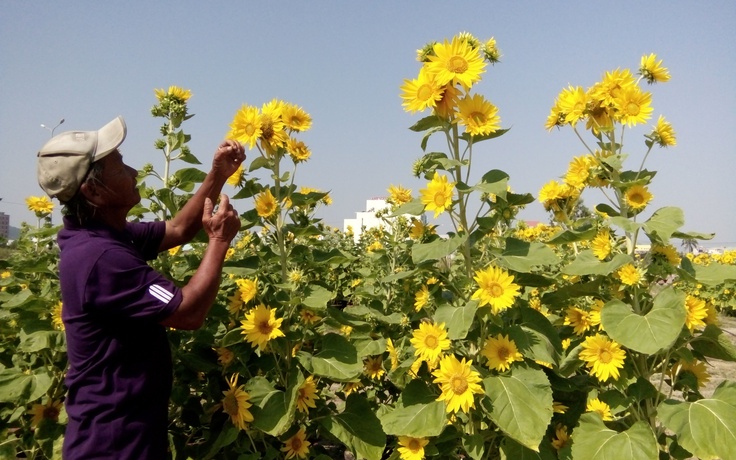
xmin=93 ymin=116 xmax=127 ymax=162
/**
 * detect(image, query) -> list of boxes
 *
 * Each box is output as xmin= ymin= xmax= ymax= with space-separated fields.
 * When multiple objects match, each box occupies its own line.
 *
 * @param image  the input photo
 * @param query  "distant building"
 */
xmin=343 ymin=197 xmax=421 ymax=242
xmin=0 ymin=212 xmax=9 ymax=239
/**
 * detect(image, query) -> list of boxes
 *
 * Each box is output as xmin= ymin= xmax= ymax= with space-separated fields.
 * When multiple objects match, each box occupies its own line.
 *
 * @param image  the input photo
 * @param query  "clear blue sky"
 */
xmin=2 ymin=1 xmax=735 ymax=246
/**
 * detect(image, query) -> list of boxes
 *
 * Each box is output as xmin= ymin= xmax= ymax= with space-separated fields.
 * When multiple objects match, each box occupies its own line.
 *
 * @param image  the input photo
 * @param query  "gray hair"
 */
xmin=61 ymin=161 xmax=106 ymax=224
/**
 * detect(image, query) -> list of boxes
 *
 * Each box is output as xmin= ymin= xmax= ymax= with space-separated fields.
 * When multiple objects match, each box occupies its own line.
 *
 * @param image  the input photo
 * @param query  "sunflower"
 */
xmin=25 ymin=196 xmax=54 ymax=214
xmin=545 ymin=100 xmax=567 ymax=131
xmin=589 ymin=299 xmax=604 ymax=330
xmin=427 ymin=36 xmax=486 ymax=89
xmin=286 ymin=138 xmax=311 ymax=163
xmin=410 ymin=322 xmax=451 ymax=366
xmin=240 ymin=304 xmax=285 ymax=350
xmin=551 ymin=424 xmax=570 ymax=451
xmin=471 ymin=266 xmax=521 ymax=314
xmin=617 ymin=263 xmax=643 ymax=286
xmin=432 ymin=355 xmax=484 ymax=414
xmin=590 ymin=68 xmax=637 ymax=107
xmin=281 ymin=427 xmax=310 ymax=459
xmin=482 ymin=37 xmax=501 ymax=63
xmin=28 ymin=399 xmax=62 ymax=427
xmin=281 ymin=103 xmax=312 ymax=132
xmin=480 ymin=334 xmax=524 ymax=371
xmin=420 ymin=174 xmax=455 ymax=218
xmin=639 ymin=53 xmax=671 ymax=84
xmin=398 ymin=436 xmax=429 ymax=460
xmin=684 ymin=295 xmax=708 ymax=332
xmin=235 ymin=278 xmax=258 ymax=304
xmin=215 ymin=347 xmax=235 ymax=367
xmin=564 ymin=306 xmax=592 ymax=336
xmin=651 ymin=243 xmax=681 ymax=265
xmin=364 ymin=356 xmax=386 ymax=380
xmin=51 ymin=301 xmax=64 ymax=331
xmin=228 ymin=105 xmax=262 ymax=148
xmin=673 ymin=359 xmax=710 ymax=389
xmin=538 ymin=180 xmax=565 ymax=210
xmin=259 ymin=99 xmax=288 ymax=154
xmin=154 ymin=85 xmax=192 ymax=102
xmin=386 ymin=338 xmax=400 ymax=370
xmin=564 ymin=155 xmax=592 ymax=189
xmin=579 ymin=334 xmax=626 ymax=382
xmin=591 ymin=229 xmax=612 ymax=260
xmin=400 ymin=66 xmax=444 ymax=114
xmin=299 ymin=308 xmax=321 ymax=325
xmin=434 ymin=83 xmax=462 ymax=119
xmin=456 ymin=93 xmax=501 ymax=136
xmin=343 ymin=381 xmax=363 ymax=396
xmin=624 ymin=184 xmax=653 ymax=211
xmin=296 ymin=375 xmax=318 ymax=413
xmin=387 ymin=184 xmax=413 ymax=206
xmin=221 ymin=374 xmax=254 ymax=430
xmin=226 ymin=164 xmax=245 ymax=187
xmin=614 ymin=86 xmax=653 ymax=127
xmin=557 ymin=85 xmax=587 ymax=126
xmin=651 ymin=115 xmax=676 ymax=147
xmin=254 ymin=189 xmax=278 ymax=218
xmin=586 ymin=398 xmax=613 ymax=421
xmin=414 ymin=285 xmax=430 ymax=311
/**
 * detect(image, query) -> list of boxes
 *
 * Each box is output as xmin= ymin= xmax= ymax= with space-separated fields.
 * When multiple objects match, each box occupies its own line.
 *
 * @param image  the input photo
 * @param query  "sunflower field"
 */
xmin=2 ymin=32 xmax=736 ymax=460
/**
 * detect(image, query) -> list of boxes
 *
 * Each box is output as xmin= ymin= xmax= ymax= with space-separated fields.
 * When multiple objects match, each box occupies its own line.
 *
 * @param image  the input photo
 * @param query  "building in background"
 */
xmin=343 ymin=197 xmax=422 ymax=242
xmin=0 ymin=212 xmax=9 ymax=239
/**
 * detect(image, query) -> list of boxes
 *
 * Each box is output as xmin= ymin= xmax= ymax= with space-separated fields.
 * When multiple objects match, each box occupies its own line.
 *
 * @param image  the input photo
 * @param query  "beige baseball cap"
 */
xmin=37 ymin=116 xmax=127 ymax=202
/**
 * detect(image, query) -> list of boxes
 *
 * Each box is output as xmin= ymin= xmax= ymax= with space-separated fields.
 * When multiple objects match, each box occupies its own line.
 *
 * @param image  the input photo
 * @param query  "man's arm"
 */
xmin=161 ymin=194 xmax=240 ymax=330
xmin=158 ymin=140 xmax=245 ymax=252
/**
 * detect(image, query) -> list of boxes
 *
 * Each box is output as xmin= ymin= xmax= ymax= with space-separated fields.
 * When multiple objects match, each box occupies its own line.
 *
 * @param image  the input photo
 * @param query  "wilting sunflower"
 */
xmin=456 ymin=93 xmax=501 ymax=136
xmin=551 ymin=424 xmax=570 ymax=451
xmin=586 ymin=398 xmax=613 ymax=421
xmin=228 ymin=104 xmax=262 ymax=148
xmin=651 ymin=115 xmax=676 ymax=147
xmin=221 ymin=373 xmax=254 ymax=430
xmin=410 ymin=322 xmax=451 ymax=366
xmin=254 ymin=189 xmax=278 ymax=218
xmin=281 ymin=427 xmax=310 ymax=459
xmin=480 ymin=334 xmax=524 ymax=371
xmin=296 ymin=375 xmax=319 ymax=413
xmin=624 ymin=184 xmax=653 ymax=211
xmin=28 ymin=399 xmax=62 ymax=427
xmin=420 ymin=174 xmax=455 ymax=218
xmin=432 ymin=355 xmax=484 ymax=414
xmin=471 ymin=265 xmax=521 ymax=314
xmin=427 ymin=36 xmax=486 ymax=89
xmin=639 ymin=53 xmax=671 ymax=84
xmin=564 ymin=306 xmax=592 ymax=336
xmin=286 ymin=138 xmax=311 ymax=163
xmin=386 ymin=338 xmax=400 ymax=370
xmin=240 ymin=304 xmax=285 ymax=350
xmin=579 ymin=333 xmax=626 ymax=382
xmin=397 ymin=436 xmax=429 ymax=460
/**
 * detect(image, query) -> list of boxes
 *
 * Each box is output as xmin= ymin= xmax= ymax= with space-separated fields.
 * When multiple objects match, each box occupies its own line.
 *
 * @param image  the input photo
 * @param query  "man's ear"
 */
xmin=80 ymin=181 xmax=104 ymax=206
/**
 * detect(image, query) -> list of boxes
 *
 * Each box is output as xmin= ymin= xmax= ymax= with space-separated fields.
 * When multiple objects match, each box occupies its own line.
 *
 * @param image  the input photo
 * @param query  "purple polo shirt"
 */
xmin=58 ymin=217 xmax=182 ymax=459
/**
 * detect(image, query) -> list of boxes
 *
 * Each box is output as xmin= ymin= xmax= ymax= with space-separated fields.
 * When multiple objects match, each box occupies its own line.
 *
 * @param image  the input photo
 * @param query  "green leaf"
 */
xmin=420 ymin=126 xmax=444 ymax=151
xmin=302 ymin=285 xmax=334 ymax=311
xmin=643 ymin=207 xmax=684 ymax=243
xmin=691 ymin=324 xmax=736 ymax=362
xmin=562 ymin=251 xmax=631 ymax=276
xmin=174 ymin=167 xmax=207 ymax=183
xmin=353 ymin=338 xmax=385 ymax=358
xmin=462 ymin=433 xmax=486 ymax=459
xmin=679 ymin=258 xmax=736 ymax=286
xmin=177 ymin=149 xmax=202 ymax=165
xmin=456 ymin=169 xmax=509 ymax=196
xmin=313 ymin=248 xmax=357 ymax=265
xmin=595 ymin=203 xmax=621 ymax=217
xmin=571 ymin=414 xmax=658 ymax=460
xmin=249 ymin=372 xmax=300 ymax=437
xmin=203 ymin=423 xmax=239 ymax=460
xmin=389 ymin=198 xmax=425 ymax=217
xmin=545 ymin=226 xmax=597 ymax=245
xmin=609 ymin=216 xmax=644 ymax=234
xmin=18 ymin=330 xmax=66 ymax=353
xmin=412 ymin=234 xmax=467 ymax=264
xmin=658 ymin=381 xmax=736 ymax=460
xmin=460 ymin=127 xmax=510 ymax=143
xmin=500 ymin=437 xmax=559 ymax=460
xmin=434 ymin=301 xmax=478 ymax=340
xmin=311 ymin=334 xmax=362 ymax=382
xmin=484 ymin=365 xmax=553 ymax=450
xmin=321 ymin=394 xmax=386 ymax=460
xmin=409 ymin=115 xmax=446 ymax=132
xmin=498 ymin=238 xmax=559 ymax=273
xmin=378 ymin=380 xmax=446 ymax=437
xmin=0 ymin=368 xmax=53 ymax=404
xmin=248 ymin=156 xmax=272 ymax=172
xmin=601 ymin=288 xmax=686 ymax=354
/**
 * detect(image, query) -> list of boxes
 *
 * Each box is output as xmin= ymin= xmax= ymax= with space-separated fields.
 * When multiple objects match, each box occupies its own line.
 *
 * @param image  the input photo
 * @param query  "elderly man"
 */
xmin=36 ymin=116 xmax=244 ymax=459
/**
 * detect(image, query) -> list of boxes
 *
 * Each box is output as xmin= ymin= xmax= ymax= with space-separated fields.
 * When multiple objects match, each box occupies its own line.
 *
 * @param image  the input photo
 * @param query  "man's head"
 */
xmin=37 ymin=116 xmax=127 ymax=203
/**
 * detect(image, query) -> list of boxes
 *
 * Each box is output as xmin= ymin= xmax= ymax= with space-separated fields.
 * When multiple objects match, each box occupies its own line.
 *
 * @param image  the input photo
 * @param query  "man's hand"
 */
xmin=212 ymin=140 xmax=246 ymax=181
xmin=203 ymin=194 xmax=240 ymax=243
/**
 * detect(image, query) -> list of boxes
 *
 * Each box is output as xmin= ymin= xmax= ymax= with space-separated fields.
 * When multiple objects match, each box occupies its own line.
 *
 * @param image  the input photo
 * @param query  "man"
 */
xmin=36 ymin=116 xmax=245 ymax=459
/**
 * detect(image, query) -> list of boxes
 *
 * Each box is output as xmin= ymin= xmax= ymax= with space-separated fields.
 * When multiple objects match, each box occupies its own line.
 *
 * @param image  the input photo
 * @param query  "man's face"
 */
xmin=94 ymin=150 xmax=141 ymax=210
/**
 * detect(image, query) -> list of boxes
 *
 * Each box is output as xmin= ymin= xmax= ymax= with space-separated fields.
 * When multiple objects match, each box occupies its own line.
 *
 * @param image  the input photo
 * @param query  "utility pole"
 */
xmin=41 ymin=118 xmax=65 ymax=137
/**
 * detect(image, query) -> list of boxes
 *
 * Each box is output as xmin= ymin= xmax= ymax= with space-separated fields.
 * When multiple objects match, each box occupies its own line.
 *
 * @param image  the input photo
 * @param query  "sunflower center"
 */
xmin=497 ymin=346 xmax=510 ymax=361
xmin=433 ymin=192 xmax=447 ymax=207
xmin=489 ymin=283 xmax=504 ymax=298
xmin=257 ymin=320 xmax=274 ymax=336
xmin=244 ymin=124 xmax=256 ymax=136
xmin=626 ymin=102 xmax=640 ymax=116
xmin=222 ymin=393 xmax=238 ymax=415
xmin=417 ymin=84 xmax=434 ymax=102
xmin=291 ymin=438 xmax=302 ymax=450
xmin=470 ymin=111 xmax=486 ymax=124
xmin=599 ymin=349 xmax=612 ymax=364
xmin=408 ymin=439 xmax=421 ymax=450
xmin=424 ymin=335 xmax=438 ymax=348
xmin=629 ymin=193 xmax=643 ymax=204
xmin=44 ymin=406 xmax=60 ymax=421
xmin=448 ymin=56 xmax=469 ymax=73
xmin=451 ymin=375 xmax=469 ymax=394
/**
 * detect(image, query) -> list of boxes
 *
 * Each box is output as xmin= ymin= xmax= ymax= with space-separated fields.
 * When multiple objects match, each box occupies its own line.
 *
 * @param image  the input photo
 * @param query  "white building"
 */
xmin=343 ymin=197 xmax=422 ymax=242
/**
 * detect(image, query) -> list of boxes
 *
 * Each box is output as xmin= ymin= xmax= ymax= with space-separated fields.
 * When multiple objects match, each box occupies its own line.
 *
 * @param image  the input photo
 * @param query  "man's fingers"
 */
xmin=203 ymin=197 xmax=214 ymax=216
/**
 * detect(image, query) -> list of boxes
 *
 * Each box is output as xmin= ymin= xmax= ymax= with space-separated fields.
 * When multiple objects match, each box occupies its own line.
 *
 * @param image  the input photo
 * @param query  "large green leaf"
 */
xmin=570 ymin=414 xmax=658 ymax=460
xmin=0 ymin=368 xmax=53 ymax=404
xmin=643 ymin=207 xmax=684 ymax=243
xmin=311 ymin=334 xmax=362 ymax=382
xmin=302 ymin=285 xmax=334 ymax=311
xmin=434 ymin=300 xmax=478 ymax=340
xmin=378 ymin=380 xmax=446 ymax=437
xmin=691 ymin=324 xmax=736 ymax=362
xmin=658 ymin=381 xmax=736 ymax=460
xmin=484 ymin=365 xmax=553 ymax=450
xmin=247 ymin=372 xmax=300 ymax=437
xmin=562 ymin=251 xmax=631 ymax=276
xmin=600 ymin=288 xmax=686 ymax=354
xmin=500 ymin=437 xmax=559 ymax=460
xmin=18 ymin=330 xmax=66 ymax=353
xmin=321 ymin=394 xmax=386 ymax=460
xmin=545 ymin=226 xmax=597 ymax=245
xmin=412 ymin=234 xmax=467 ymax=264
xmin=389 ymin=198 xmax=425 ymax=217
xmin=679 ymin=258 xmax=736 ymax=286
xmin=498 ymin=238 xmax=559 ymax=273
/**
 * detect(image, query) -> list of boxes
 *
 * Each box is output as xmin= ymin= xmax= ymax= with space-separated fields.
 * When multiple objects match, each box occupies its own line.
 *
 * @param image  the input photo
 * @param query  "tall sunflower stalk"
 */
xmin=400 ymin=32 xmax=510 ymax=281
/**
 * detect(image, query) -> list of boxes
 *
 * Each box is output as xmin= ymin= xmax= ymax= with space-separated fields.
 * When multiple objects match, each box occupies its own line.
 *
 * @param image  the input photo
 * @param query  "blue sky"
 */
xmin=2 ymin=1 xmax=735 ymax=247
